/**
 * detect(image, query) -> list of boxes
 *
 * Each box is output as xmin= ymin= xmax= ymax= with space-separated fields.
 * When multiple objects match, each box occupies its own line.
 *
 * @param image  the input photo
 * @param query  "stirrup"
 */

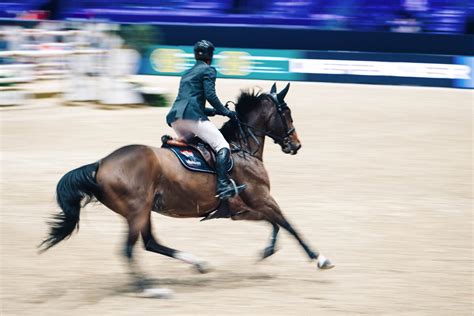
xmin=216 ymin=179 xmax=246 ymax=200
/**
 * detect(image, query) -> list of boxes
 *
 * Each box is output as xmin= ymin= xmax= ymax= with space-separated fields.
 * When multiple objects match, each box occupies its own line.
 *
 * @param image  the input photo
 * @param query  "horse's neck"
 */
xmin=249 ymin=134 xmax=265 ymax=160
xmin=233 ymin=126 xmax=265 ymax=161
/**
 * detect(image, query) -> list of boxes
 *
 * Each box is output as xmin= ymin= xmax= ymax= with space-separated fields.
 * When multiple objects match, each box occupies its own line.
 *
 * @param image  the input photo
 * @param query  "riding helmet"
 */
xmin=194 ymin=40 xmax=215 ymax=61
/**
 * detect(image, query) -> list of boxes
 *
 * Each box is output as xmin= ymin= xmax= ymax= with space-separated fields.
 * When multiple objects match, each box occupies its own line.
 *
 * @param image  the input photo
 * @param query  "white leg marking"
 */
xmin=317 ymin=254 xmax=328 ymax=268
xmin=140 ymin=288 xmax=174 ymax=299
xmin=175 ymin=251 xmax=201 ymax=265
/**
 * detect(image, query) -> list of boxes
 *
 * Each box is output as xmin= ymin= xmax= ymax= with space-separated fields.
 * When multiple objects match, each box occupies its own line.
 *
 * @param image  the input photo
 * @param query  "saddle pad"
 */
xmin=164 ymin=145 xmax=233 ymax=174
xmin=167 ymin=146 xmax=215 ymax=173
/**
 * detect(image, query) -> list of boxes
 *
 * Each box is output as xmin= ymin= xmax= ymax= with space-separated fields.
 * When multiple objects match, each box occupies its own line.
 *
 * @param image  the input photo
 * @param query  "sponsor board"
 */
xmin=289 ymin=59 xmax=470 ymax=79
xmin=453 ymin=56 xmax=474 ymax=89
xmin=142 ymin=45 xmax=303 ymax=80
xmin=139 ymin=46 xmax=473 ymax=89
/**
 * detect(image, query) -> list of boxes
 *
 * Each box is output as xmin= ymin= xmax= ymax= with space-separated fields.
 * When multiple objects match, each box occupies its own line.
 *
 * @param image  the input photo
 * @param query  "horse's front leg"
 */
xmin=257 ymin=197 xmax=335 ymax=269
xmin=229 ymin=196 xmax=282 ymax=259
xmin=231 ymin=209 xmax=280 ymax=259
xmin=262 ymin=222 xmax=280 ymax=259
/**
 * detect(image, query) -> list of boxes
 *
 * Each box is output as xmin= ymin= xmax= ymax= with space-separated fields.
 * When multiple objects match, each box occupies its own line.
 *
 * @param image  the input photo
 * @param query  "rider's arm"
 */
xmin=203 ymin=67 xmax=231 ymax=116
xmin=203 ymin=107 xmax=217 ymax=116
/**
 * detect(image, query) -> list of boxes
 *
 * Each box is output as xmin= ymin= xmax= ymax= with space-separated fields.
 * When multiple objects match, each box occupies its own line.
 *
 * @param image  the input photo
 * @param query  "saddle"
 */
xmin=161 ymin=135 xmax=232 ymax=174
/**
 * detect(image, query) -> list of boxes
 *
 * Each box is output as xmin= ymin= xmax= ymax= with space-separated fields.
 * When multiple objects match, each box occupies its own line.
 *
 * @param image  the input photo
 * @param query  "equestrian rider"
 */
xmin=166 ymin=40 xmax=246 ymax=200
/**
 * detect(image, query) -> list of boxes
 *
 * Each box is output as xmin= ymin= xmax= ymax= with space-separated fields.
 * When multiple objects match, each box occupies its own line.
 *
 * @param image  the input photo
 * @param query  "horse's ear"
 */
xmin=270 ymin=82 xmax=277 ymax=94
xmin=277 ymin=82 xmax=290 ymax=101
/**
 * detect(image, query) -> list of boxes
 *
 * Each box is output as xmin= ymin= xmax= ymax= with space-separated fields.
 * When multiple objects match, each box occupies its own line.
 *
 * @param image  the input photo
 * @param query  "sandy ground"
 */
xmin=1 ymin=77 xmax=472 ymax=315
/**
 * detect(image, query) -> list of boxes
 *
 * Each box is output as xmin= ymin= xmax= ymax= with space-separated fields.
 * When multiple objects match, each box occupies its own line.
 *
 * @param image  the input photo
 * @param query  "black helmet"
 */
xmin=194 ymin=40 xmax=215 ymax=61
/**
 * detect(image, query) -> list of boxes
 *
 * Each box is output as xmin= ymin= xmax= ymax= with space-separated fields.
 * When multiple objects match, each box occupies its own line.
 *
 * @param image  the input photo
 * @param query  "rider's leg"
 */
xmin=194 ymin=120 xmax=229 ymax=152
xmin=171 ymin=119 xmax=195 ymax=142
xmin=215 ymin=147 xmax=246 ymax=199
xmin=194 ymin=120 xmax=246 ymax=199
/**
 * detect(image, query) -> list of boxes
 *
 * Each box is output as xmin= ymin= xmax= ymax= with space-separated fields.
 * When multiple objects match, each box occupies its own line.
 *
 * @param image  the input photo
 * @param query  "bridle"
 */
xmin=227 ymin=94 xmax=296 ymax=157
xmin=266 ymin=93 xmax=296 ymax=144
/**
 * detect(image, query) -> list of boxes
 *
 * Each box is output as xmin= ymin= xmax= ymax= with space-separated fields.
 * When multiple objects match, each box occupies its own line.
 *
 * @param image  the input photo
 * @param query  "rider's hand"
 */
xmin=227 ymin=111 xmax=239 ymax=121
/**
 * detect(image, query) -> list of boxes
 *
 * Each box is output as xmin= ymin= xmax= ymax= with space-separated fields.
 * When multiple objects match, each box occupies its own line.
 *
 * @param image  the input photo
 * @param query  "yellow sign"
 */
xmin=217 ymin=51 xmax=252 ymax=76
xmin=150 ymin=48 xmax=185 ymax=73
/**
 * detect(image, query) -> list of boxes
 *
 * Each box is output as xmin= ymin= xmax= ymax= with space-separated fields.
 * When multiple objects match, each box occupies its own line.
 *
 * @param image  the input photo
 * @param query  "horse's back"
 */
xmin=96 ymin=144 xmax=219 ymax=217
xmin=103 ymin=144 xmax=156 ymax=159
xmin=98 ymin=143 xmax=212 ymax=183
xmin=97 ymin=145 xmax=160 ymax=194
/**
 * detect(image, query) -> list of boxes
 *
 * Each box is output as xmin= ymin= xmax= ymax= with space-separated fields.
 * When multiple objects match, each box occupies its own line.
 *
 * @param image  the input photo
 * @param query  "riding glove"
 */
xmin=227 ymin=111 xmax=239 ymax=121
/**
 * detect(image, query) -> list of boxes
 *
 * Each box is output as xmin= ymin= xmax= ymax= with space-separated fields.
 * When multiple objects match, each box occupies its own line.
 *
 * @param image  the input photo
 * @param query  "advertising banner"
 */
xmin=453 ymin=56 xmax=474 ymax=89
xmin=141 ymin=45 xmax=304 ymax=81
xmin=140 ymin=46 xmax=472 ymax=89
xmin=298 ymin=51 xmax=472 ymax=88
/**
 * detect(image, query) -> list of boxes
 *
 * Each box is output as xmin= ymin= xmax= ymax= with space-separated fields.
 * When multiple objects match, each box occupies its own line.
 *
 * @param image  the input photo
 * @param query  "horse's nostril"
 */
xmin=289 ymin=143 xmax=301 ymax=155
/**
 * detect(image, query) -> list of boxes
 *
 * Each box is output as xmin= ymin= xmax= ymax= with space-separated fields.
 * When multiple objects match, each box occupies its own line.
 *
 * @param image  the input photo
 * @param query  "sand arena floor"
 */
xmin=1 ymin=77 xmax=472 ymax=315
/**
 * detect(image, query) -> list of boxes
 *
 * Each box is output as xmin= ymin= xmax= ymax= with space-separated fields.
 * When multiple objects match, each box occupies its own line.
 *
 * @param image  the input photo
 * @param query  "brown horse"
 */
xmin=40 ymin=82 xmax=334 ymax=288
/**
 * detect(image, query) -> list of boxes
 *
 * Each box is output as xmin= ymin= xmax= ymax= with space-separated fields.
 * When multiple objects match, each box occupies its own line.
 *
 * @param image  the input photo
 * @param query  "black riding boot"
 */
xmin=215 ymin=148 xmax=246 ymax=200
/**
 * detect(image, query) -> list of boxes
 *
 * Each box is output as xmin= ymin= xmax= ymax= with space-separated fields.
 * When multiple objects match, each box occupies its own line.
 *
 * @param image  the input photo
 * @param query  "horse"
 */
xmin=40 ymin=82 xmax=334 ymax=289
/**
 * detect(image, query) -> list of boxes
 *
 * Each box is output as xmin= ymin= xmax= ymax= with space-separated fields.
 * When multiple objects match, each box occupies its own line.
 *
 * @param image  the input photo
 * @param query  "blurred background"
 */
xmin=0 ymin=0 xmax=472 ymax=107
xmin=1 ymin=1 xmax=472 ymax=315
xmin=0 ymin=0 xmax=473 ymax=33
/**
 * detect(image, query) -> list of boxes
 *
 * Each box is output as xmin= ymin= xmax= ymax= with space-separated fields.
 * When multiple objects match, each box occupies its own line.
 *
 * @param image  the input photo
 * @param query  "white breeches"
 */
xmin=171 ymin=119 xmax=230 ymax=152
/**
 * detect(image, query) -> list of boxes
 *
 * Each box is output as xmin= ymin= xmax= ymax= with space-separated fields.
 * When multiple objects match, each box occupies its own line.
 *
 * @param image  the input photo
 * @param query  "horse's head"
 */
xmin=264 ymin=82 xmax=301 ymax=155
xmin=223 ymin=84 xmax=301 ymax=156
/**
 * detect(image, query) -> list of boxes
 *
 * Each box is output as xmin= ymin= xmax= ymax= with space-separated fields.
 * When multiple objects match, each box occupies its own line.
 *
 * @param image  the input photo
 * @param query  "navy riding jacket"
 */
xmin=166 ymin=60 xmax=228 ymax=126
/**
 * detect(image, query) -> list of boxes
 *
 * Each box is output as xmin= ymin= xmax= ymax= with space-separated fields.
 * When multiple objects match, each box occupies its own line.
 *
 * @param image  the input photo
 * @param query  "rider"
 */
xmin=166 ymin=40 xmax=246 ymax=200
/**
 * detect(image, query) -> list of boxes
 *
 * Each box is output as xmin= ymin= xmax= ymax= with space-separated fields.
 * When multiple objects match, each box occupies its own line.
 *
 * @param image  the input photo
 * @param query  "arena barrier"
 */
xmin=140 ymin=45 xmax=474 ymax=89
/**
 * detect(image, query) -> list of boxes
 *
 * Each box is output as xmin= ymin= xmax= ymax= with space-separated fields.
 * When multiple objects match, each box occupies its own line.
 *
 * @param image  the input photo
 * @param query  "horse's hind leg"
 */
xmin=141 ymin=215 xmax=211 ymax=273
xmin=124 ymin=206 xmax=152 ymax=290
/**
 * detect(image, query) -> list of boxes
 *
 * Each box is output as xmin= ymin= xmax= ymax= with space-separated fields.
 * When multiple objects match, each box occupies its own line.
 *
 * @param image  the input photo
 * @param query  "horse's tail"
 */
xmin=39 ymin=161 xmax=100 ymax=252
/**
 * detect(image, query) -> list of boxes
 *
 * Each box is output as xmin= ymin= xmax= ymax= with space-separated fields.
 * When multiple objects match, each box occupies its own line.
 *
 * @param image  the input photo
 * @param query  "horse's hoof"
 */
xmin=261 ymin=246 xmax=278 ymax=260
xmin=137 ymin=287 xmax=174 ymax=299
xmin=194 ymin=261 xmax=213 ymax=274
xmin=317 ymin=256 xmax=335 ymax=270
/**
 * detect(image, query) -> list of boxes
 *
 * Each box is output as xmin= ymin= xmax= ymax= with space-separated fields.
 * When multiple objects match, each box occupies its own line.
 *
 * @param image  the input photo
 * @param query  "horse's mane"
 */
xmin=220 ymin=89 xmax=268 ymax=141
